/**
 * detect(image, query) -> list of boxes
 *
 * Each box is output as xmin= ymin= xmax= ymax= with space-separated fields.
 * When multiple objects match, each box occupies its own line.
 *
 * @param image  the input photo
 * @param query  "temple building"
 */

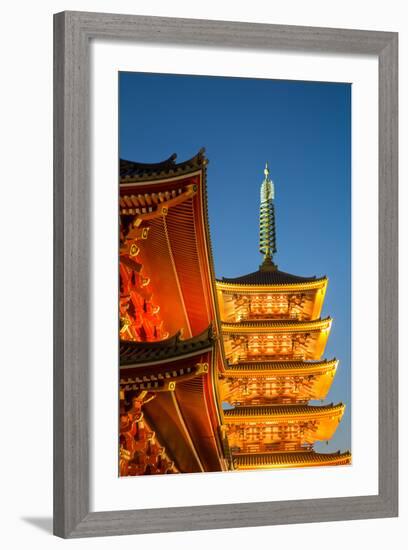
xmin=118 ymin=152 xmax=351 ymax=475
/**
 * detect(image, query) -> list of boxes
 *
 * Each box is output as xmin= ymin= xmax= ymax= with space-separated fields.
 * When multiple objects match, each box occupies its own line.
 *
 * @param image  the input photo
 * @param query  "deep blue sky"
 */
xmin=119 ymin=72 xmax=351 ymax=455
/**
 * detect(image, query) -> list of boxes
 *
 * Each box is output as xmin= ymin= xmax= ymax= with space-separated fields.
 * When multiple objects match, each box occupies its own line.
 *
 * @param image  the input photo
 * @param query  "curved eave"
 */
xmin=223 ymin=359 xmax=339 ymax=377
xmin=224 ymin=403 xmax=345 ymax=422
xmin=120 ymin=149 xmax=207 ymax=184
xmin=120 ymin=327 xmax=215 ymax=366
xmin=120 ymin=169 xmax=203 ymax=193
xmin=221 ymin=317 xmax=332 ymax=335
xmin=119 ymin=182 xmax=198 ymax=217
xmin=216 ymin=277 xmax=328 ymax=294
xmin=233 ymin=451 xmax=352 ymax=469
xmin=120 ymin=362 xmax=210 ymax=392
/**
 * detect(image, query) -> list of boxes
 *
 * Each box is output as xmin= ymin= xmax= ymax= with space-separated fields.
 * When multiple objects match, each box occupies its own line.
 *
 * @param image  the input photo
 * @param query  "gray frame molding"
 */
xmin=53 ymin=11 xmax=398 ymax=538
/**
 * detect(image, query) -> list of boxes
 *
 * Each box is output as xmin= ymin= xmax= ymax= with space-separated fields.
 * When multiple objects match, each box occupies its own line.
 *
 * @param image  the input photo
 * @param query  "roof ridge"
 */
xmin=120 ymin=148 xmax=207 ymax=181
xmin=218 ymin=267 xmax=325 ymax=286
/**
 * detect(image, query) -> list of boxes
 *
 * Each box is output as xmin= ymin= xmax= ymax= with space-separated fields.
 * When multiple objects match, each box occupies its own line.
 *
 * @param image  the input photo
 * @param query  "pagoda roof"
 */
xmin=224 ymin=358 xmax=338 ymax=373
xmin=119 ymin=148 xmax=221 ymax=341
xmin=224 ymin=402 xmax=345 ymax=419
xmin=120 ymin=326 xmax=214 ymax=366
xmin=120 ymin=148 xmax=207 ymax=183
xmin=219 ymin=267 xmax=326 ymax=287
xmin=233 ymin=450 xmax=351 ymax=469
xmin=120 ymin=357 xmax=209 ymax=392
xmin=221 ymin=317 xmax=332 ymax=334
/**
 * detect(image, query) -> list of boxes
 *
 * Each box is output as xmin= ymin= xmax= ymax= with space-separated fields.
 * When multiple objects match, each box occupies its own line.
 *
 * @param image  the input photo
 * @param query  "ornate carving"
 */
xmin=119 ymin=238 xmax=168 ymax=342
xmin=119 ymin=392 xmax=178 ymax=476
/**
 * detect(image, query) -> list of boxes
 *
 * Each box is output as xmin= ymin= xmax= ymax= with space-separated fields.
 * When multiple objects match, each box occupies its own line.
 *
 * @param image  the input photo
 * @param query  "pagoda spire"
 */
xmin=259 ymin=162 xmax=277 ymax=270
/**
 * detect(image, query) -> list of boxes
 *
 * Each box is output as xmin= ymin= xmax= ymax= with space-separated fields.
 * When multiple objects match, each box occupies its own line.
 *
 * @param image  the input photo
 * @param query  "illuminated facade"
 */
xmin=118 ymin=152 xmax=350 ymax=475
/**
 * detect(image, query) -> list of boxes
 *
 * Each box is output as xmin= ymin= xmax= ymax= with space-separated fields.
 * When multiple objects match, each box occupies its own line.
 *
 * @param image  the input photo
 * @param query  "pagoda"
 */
xmin=216 ymin=163 xmax=351 ymax=469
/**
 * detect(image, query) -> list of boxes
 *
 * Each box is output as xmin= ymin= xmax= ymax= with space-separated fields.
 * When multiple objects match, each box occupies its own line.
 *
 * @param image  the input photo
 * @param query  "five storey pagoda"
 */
xmin=216 ymin=164 xmax=351 ymax=469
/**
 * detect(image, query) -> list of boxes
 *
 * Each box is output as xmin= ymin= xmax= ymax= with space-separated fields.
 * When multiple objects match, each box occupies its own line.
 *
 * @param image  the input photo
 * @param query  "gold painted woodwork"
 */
xmin=216 ymin=280 xmax=328 ymax=323
xmin=220 ymin=359 xmax=338 ymax=403
xmin=221 ymin=321 xmax=331 ymax=363
xmin=223 ymin=403 xmax=345 ymax=445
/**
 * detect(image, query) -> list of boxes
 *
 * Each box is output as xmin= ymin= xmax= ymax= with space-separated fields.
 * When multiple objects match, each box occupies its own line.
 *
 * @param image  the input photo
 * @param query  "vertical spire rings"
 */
xmin=259 ymin=162 xmax=277 ymax=270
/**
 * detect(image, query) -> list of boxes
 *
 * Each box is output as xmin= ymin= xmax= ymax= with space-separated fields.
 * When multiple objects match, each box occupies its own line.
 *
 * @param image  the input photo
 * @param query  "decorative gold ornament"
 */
xmin=129 ymin=243 xmax=139 ymax=256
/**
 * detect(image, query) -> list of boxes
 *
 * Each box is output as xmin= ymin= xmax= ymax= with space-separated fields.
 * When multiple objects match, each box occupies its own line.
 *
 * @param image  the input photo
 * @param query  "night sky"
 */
xmin=119 ymin=72 xmax=351 ymax=455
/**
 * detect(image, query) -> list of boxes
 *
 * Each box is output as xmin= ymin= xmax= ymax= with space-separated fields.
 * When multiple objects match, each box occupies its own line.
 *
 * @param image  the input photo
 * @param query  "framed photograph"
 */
xmin=53 ymin=11 xmax=398 ymax=538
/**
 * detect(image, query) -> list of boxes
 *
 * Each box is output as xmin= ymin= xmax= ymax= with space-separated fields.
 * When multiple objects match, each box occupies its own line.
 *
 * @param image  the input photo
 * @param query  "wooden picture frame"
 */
xmin=53 ymin=11 xmax=398 ymax=538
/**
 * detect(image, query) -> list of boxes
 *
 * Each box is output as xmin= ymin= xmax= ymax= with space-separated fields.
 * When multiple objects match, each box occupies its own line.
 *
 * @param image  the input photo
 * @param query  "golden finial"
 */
xmin=264 ymin=161 xmax=270 ymax=179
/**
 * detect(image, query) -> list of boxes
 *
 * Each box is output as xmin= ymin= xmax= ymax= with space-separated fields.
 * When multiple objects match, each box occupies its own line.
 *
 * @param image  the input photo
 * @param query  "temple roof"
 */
xmin=120 ymin=148 xmax=207 ymax=182
xmin=219 ymin=267 xmax=325 ymax=286
xmin=224 ymin=403 xmax=344 ymax=418
xmin=120 ymin=326 xmax=215 ymax=366
xmin=221 ymin=317 xmax=332 ymax=333
xmin=120 ymin=359 xmax=209 ymax=392
xmin=224 ymin=358 xmax=338 ymax=372
xmin=233 ymin=450 xmax=351 ymax=468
